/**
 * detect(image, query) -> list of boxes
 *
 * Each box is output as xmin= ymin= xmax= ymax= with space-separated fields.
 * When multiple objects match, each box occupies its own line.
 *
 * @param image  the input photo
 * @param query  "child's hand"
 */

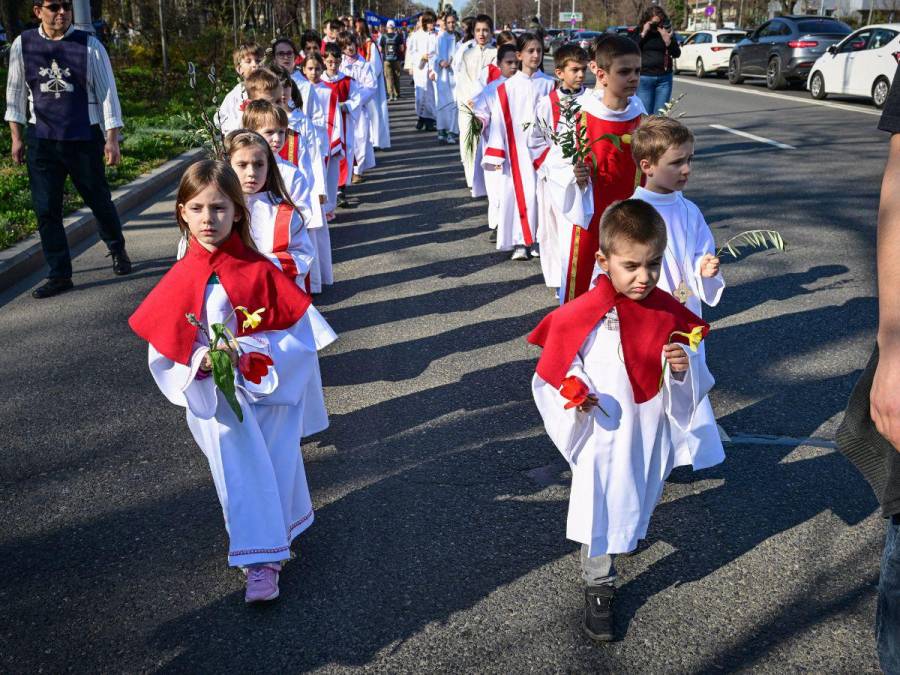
xmin=574 ymin=161 xmax=591 ymax=189
xmin=577 ymin=393 xmax=600 ymax=413
xmin=319 ymin=194 xmax=326 ymax=204
xmin=664 ymin=344 xmax=689 ymax=373
xmin=200 ymin=344 xmax=239 ymax=372
xmin=699 ymin=253 xmax=720 ymax=278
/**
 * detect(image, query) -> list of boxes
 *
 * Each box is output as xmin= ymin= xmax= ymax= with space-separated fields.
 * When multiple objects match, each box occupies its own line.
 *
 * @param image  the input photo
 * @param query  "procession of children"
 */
xmin=130 ymin=12 xmax=731 ymax=644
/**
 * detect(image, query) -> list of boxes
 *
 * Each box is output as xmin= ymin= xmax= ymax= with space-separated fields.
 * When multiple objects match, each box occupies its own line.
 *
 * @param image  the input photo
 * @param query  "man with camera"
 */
xmin=633 ymin=6 xmax=680 ymax=115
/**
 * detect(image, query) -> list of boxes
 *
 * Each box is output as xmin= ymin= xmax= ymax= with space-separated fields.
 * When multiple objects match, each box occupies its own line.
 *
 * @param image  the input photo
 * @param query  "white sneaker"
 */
xmin=529 ymin=245 xmax=540 ymax=258
xmin=511 ymin=246 xmax=529 ymax=261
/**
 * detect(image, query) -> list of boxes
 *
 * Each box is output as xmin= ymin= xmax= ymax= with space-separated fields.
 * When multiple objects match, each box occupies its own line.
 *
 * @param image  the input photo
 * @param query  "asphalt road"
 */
xmin=0 ymin=74 xmax=888 ymax=672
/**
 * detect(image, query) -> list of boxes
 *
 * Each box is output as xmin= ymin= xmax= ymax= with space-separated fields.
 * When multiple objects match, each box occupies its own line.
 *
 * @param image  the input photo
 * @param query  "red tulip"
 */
xmin=239 ymin=351 xmax=274 ymax=384
xmin=559 ymin=375 xmax=590 ymax=410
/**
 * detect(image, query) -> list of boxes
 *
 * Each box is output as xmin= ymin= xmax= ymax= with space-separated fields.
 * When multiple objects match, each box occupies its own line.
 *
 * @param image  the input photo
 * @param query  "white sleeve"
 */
xmin=344 ymin=79 xmax=363 ymax=112
xmin=88 ymin=37 xmax=123 ymax=130
xmin=543 ymin=147 xmax=593 ymax=228
xmin=148 ymin=343 xmax=218 ymax=419
xmin=663 ymin=345 xmax=715 ymax=432
xmin=481 ymin=97 xmax=507 ymax=168
xmin=356 ymin=63 xmax=377 ymax=105
xmin=692 ymin=209 xmax=726 ymax=307
xmin=4 ymin=38 xmax=27 ymax=125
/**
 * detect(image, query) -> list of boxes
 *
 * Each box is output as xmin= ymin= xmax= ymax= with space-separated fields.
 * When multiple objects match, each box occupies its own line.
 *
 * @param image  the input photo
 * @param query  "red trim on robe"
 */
xmin=322 ymin=75 xmax=353 ymax=186
xmin=272 ymin=201 xmax=299 ymax=280
xmin=484 ymin=147 xmax=506 ymax=158
xmin=498 ymin=82 xmax=533 ymax=247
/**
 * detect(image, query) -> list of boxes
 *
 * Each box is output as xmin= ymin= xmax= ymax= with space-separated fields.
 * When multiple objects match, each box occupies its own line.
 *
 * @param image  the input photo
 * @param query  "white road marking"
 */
xmin=674 ymin=75 xmax=883 ymax=117
xmin=709 ymin=123 xmax=797 ymax=150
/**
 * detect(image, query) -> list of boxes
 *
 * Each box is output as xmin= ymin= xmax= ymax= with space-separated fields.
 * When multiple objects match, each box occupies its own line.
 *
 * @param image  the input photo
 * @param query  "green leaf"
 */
xmin=210 ymin=349 xmax=243 ymax=423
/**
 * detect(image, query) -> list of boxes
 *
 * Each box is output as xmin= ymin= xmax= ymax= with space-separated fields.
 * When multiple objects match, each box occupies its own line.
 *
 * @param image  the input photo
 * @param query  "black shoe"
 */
xmin=488 ymin=229 xmax=497 ymax=242
xmin=583 ymin=585 xmax=615 ymax=642
xmin=424 ymin=119 xmax=437 ymax=132
xmin=337 ymin=191 xmax=349 ymax=207
xmin=32 ymin=278 xmax=73 ymax=299
xmin=108 ymin=248 xmax=133 ymax=275
xmin=415 ymin=117 xmax=424 ymax=130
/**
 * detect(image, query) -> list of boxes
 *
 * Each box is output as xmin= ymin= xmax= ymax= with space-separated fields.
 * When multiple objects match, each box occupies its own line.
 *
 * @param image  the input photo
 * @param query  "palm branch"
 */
xmin=460 ymin=105 xmax=483 ymax=163
xmin=716 ymin=229 xmax=786 ymax=259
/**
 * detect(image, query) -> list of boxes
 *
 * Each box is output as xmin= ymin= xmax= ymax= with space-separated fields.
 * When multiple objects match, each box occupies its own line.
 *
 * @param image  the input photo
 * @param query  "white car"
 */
xmin=807 ymin=23 xmax=900 ymax=108
xmin=674 ymin=29 xmax=747 ymax=78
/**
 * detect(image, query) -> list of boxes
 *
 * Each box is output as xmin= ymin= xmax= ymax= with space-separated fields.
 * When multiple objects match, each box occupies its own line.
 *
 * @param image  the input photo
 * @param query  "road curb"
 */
xmin=0 ymin=147 xmax=205 ymax=291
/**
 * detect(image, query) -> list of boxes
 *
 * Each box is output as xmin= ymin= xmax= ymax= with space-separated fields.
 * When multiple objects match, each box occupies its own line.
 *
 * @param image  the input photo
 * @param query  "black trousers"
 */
xmin=25 ymin=124 xmax=125 ymax=280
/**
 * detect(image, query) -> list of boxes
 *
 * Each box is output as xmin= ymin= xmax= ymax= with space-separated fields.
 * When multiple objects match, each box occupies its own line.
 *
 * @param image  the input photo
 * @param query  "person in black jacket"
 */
xmin=633 ymin=6 xmax=680 ymax=114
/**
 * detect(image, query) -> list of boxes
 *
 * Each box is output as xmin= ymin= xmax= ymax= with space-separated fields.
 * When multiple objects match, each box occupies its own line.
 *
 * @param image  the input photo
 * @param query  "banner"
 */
xmin=364 ymin=9 xmax=422 ymax=29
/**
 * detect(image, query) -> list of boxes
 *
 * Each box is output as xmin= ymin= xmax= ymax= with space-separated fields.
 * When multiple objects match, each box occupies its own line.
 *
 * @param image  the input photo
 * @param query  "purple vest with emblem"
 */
xmin=21 ymin=28 xmax=93 ymax=141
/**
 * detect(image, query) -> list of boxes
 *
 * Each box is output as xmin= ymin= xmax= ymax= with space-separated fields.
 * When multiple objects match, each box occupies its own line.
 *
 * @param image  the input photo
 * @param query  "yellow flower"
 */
xmin=621 ymin=133 xmax=632 ymax=145
xmin=240 ymin=307 xmax=266 ymax=330
xmin=671 ymin=326 xmax=705 ymax=352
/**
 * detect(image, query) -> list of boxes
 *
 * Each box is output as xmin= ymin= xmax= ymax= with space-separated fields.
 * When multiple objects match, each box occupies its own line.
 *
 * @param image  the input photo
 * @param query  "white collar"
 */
xmin=576 ymin=92 xmax=644 ymax=121
xmin=39 ymin=24 xmax=76 ymax=40
xmin=633 ymin=185 xmax=680 ymax=205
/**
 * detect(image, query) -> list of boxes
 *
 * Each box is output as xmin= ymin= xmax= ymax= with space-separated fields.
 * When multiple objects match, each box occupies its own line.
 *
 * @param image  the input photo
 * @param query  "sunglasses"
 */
xmin=41 ymin=2 xmax=72 ymax=12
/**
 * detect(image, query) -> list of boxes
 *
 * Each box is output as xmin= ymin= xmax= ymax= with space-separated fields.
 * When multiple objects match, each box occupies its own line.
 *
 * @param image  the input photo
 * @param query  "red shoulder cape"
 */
xmin=527 ymin=275 xmax=709 ymax=403
xmin=128 ymin=232 xmax=312 ymax=365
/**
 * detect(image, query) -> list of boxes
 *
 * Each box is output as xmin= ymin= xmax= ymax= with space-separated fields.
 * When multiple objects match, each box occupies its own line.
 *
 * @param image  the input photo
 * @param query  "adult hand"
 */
xmin=104 ymin=133 xmax=121 ymax=166
xmin=872 ymin=342 xmax=900 ymax=452
xmin=11 ymin=137 xmax=25 ymax=165
xmin=642 ymin=20 xmax=654 ymax=36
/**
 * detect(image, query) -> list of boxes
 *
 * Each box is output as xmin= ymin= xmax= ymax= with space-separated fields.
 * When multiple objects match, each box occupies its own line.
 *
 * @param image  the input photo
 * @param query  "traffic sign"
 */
xmin=704 ymin=4 xmax=716 ymax=15
xmin=559 ymin=11 xmax=583 ymax=21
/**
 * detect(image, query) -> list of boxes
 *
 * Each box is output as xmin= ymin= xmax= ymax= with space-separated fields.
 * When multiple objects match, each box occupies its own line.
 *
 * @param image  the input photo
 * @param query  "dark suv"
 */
xmin=728 ymin=15 xmax=851 ymax=89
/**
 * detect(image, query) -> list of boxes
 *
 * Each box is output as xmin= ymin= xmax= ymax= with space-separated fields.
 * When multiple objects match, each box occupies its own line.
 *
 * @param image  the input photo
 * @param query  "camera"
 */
xmin=661 ymin=19 xmax=672 ymax=30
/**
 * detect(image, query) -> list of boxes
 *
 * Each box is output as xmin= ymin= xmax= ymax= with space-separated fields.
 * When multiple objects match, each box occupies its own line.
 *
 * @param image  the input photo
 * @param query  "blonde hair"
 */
xmin=175 ymin=160 xmax=255 ymax=250
xmin=233 ymin=42 xmax=265 ymax=72
xmin=223 ymin=129 xmax=296 ymax=211
xmin=599 ymin=199 xmax=667 ymax=255
xmin=241 ymin=99 xmax=289 ymax=131
xmin=631 ymin=116 xmax=695 ymax=166
xmin=244 ymin=68 xmax=282 ymax=100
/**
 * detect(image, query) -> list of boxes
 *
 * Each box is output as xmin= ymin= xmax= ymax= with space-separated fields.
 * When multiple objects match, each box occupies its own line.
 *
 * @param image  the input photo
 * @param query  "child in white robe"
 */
xmin=528 ymin=44 xmax=590 ymax=292
xmin=455 ymin=16 xmax=496 ymax=195
xmin=529 ymin=199 xmax=716 ymax=641
xmin=322 ymin=44 xmax=363 ymax=204
xmin=430 ymin=15 xmax=459 ymax=144
xmin=471 ymin=44 xmax=517 ymax=241
xmin=631 ymin=116 xmax=726 ymax=470
xmin=481 ymin=33 xmax=554 ymax=261
xmin=339 ymin=31 xmax=377 ymax=182
xmin=130 ymin=159 xmax=334 ymax=603
xmin=217 ymin=43 xmax=264 ymax=134
xmin=303 ymin=52 xmax=344 ymax=231
xmin=409 ymin=11 xmax=438 ymax=132
xmin=359 ymin=28 xmax=391 ymax=149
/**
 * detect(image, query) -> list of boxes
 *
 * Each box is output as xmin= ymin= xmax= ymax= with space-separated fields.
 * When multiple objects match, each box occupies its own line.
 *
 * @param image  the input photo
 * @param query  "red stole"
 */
xmin=323 ymin=75 xmax=353 ymax=185
xmin=128 ymin=232 xmax=312 ymax=365
xmin=528 ymin=275 xmax=709 ymax=404
xmin=497 ymin=81 xmax=533 ymax=247
xmin=271 ymin=200 xmax=299 ymax=281
xmin=278 ymin=129 xmax=301 ymax=166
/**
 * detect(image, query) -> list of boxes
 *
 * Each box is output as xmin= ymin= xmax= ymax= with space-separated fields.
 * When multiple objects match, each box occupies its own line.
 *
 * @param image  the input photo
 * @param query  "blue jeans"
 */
xmin=637 ymin=73 xmax=674 ymax=115
xmin=879 ymin=515 xmax=900 ymax=674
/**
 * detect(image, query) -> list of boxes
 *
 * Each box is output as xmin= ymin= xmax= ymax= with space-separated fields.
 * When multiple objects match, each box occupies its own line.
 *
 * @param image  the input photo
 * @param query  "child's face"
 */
xmin=445 ymin=16 xmax=456 ymax=32
xmin=273 ymin=44 xmax=296 ymax=71
xmin=256 ymin=124 xmax=287 ymax=154
xmin=325 ymin=26 xmax=338 ymax=39
xmin=281 ymin=84 xmax=293 ymax=110
xmin=474 ymin=22 xmax=491 ymax=45
xmin=179 ymin=183 xmax=239 ymax=251
xmin=238 ymin=54 xmax=261 ymax=80
xmin=423 ymin=20 xmax=435 ymax=33
xmin=342 ymin=43 xmax=358 ymax=59
xmin=596 ymin=238 xmax=663 ymax=301
xmin=324 ymin=53 xmax=340 ymax=74
xmin=556 ymin=60 xmax=586 ymax=90
xmin=498 ymin=52 xmax=518 ymax=78
xmin=229 ymin=145 xmax=269 ymax=195
xmin=517 ymin=40 xmax=543 ymax=72
xmin=304 ymin=60 xmax=323 ymax=83
xmin=643 ymin=141 xmax=694 ymax=193
xmin=597 ymin=54 xmax=641 ymax=99
xmin=304 ymin=40 xmax=320 ymax=54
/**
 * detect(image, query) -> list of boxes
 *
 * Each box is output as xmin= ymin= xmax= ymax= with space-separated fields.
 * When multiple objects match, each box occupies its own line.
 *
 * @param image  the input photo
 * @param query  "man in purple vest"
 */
xmin=5 ymin=0 xmax=132 ymax=299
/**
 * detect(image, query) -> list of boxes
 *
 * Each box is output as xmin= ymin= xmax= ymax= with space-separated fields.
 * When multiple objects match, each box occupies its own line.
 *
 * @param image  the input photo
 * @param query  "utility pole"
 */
xmin=311 ymin=0 xmax=318 ymax=30
xmin=72 ymin=0 xmax=93 ymax=32
xmin=233 ymin=0 xmax=238 ymax=46
xmin=350 ymin=0 xmax=355 ymax=17
xmin=493 ymin=0 xmax=496 ymax=27
xmin=536 ymin=0 xmax=541 ymax=22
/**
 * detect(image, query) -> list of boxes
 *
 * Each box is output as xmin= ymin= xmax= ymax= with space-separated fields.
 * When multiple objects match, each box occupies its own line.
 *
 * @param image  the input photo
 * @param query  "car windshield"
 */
xmin=576 ymin=32 xmax=600 ymax=38
xmin=796 ymin=19 xmax=851 ymax=35
xmin=717 ymin=33 xmax=744 ymax=43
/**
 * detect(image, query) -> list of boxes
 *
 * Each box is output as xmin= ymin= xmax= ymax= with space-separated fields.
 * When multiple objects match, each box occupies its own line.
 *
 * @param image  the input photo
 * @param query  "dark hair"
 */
xmin=554 ymin=43 xmax=589 ymax=69
xmin=637 ymin=5 xmax=669 ymax=29
xmin=461 ymin=16 xmax=476 ymax=41
xmin=599 ymin=199 xmax=667 ymax=255
xmin=496 ymin=30 xmax=516 ymax=47
xmin=300 ymin=30 xmax=321 ymax=49
xmin=591 ymin=33 xmax=641 ymax=71
xmin=223 ymin=130 xmax=296 ymax=212
xmin=303 ymin=51 xmax=326 ymax=69
xmin=323 ymin=42 xmax=342 ymax=59
xmin=516 ymin=31 xmax=543 ymax=54
xmin=337 ymin=30 xmax=359 ymax=49
xmin=497 ymin=43 xmax=518 ymax=62
xmin=268 ymin=64 xmax=303 ymax=109
xmin=473 ymin=13 xmax=493 ymax=32
xmin=270 ymin=37 xmax=297 ymax=59
xmin=421 ymin=10 xmax=437 ymax=24
xmin=326 ymin=19 xmax=344 ymax=31
xmin=175 ymin=160 xmax=255 ymax=251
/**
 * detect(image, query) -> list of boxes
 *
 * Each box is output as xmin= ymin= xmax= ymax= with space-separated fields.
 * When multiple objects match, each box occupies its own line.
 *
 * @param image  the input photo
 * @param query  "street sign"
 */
xmin=705 ymin=4 xmax=716 ymax=15
xmin=559 ymin=11 xmax=583 ymax=21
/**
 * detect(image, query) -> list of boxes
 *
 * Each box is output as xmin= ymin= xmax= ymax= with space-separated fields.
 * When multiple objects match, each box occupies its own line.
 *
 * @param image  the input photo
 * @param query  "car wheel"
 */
xmin=873 ymin=76 xmax=891 ymax=109
xmin=766 ymin=56 xmax=786 ymax=90
xmin=696 ymin=58 xmax=707 ymax=78
xmin=728 ymin=55 xmax=744 ymax=84
xmin=809 ymin=71 xmax=827 ymax=100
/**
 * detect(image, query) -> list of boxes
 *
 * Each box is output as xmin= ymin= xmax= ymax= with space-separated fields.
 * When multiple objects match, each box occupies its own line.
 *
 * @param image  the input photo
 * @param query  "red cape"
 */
xmin=128 ymin=232 xmax=312 ymax=365
xmin=528 ymin=275 xmax=709 ymax=404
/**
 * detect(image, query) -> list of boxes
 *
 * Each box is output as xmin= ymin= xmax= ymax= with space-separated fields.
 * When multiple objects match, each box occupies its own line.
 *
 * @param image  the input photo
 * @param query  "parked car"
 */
xmin=543 ymin=28 xmax=565 ymax=51
xmin=807 ymin=23 xmax=900 ymax=108
xmin=606 ymin=25 xmax=635 ymax=36
xmin=675 ymin=29 xmax=746 ymax=77
xmin=728 ymin=15 xmax=851 ymax=89
xmin=573 ymin=30 xmax=603 ymax=51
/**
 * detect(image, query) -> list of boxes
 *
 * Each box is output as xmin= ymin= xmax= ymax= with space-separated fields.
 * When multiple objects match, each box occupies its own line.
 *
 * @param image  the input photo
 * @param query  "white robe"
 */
xmin=532 ymin=309 xmax=715 ymax=556
xmin=431 ymin=30 xmax=459 ymax=134
xmin=363 ymin=39 xmax=391 ymax=148
xmin=292 ymin=70 xmax=330 ymax=161
xmin=481 ymin=71 xmax=555 ymax=251
xmin=321 ymin=71 xmax=362 ymax=189
xmin=631 ymin=186 xmax=727 ymax=470
xmin=471 ymin=77 xmax=506 ymax=231
xmin=246 ymin=191 xmax=316 ymax=293
xmin=216 ymin=82 xmax=246 ymax=135
xmin=340 ymin=56 xmax=377 ymax=175
xmin=408 ymin=29 xmax=436 ymax=119
xmin=455 ymin=43 xmax=496 ymax=194
xmin=148 ymin=283 xmax=334 ymax=566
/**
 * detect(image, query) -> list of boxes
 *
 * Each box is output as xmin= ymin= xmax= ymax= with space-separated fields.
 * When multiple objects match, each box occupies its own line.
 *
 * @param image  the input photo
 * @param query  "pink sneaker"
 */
xmin=244 ymin=563 xmax=280 ymax=603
